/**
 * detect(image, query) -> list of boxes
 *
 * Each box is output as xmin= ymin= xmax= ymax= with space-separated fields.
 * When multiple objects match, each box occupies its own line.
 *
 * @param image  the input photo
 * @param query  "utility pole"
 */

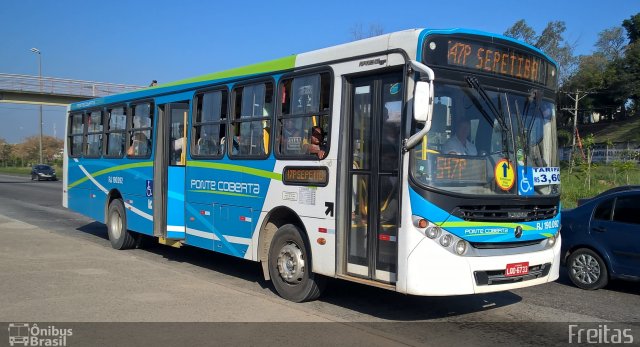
xmin=31 ymin=48 xmax=43 ymax=164
xmin=562 ymin=90 xmax=592 ymax=157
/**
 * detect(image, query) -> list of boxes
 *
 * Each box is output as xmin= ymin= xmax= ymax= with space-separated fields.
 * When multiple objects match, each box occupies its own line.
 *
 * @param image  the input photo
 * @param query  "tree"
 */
xmin=503 ymin=19 xmax=536 ymax=45
xmin=0 ymin=138 xmax=13 ymax=167
xmin=15 ymin=136 xmax=63 ymax=165
xmin=618 ymin=14 xmax=640 ymax=115
xmin=350 ymin=23 xmax=385 ymax=41
xmin=504 ymin=20 xmax=577 ymax=85
xmin=622 ymin=13 xmax=640 ymax=43
xmin=595 ymin=27 xmax=625 ymax=61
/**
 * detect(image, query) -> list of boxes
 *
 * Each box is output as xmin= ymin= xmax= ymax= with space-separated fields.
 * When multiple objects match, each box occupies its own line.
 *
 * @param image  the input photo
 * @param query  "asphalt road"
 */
xmin=0 ymin=173 xmax=638 ymax=346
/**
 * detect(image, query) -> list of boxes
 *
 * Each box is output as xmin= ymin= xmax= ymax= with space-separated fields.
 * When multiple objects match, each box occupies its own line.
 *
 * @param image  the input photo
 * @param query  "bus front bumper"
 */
xmin=404 ymin=234 xmax=561 ymax=296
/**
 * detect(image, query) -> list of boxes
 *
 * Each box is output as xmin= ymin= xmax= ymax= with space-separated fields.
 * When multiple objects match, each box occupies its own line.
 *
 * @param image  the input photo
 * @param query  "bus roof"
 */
xmin=70 ymin=28 xmax=555 ymax=111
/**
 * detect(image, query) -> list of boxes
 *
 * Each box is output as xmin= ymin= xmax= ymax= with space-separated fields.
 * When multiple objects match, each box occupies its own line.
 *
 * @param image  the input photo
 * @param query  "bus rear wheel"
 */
xmin=107 ymin=199 xmax=136 ymax=250
xmin=268 ymin=224 xmax=325 ymax=302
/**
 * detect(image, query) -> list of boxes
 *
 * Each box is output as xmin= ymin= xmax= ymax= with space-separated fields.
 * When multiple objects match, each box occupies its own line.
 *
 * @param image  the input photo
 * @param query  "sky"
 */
xmin=0 ymin=0 xmax=638 ymax=143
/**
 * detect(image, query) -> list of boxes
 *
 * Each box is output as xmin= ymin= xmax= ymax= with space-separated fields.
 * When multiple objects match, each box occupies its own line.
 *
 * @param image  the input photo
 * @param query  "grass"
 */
xmin=560 ymin=162 xmax=640 ymax=209
xmin=579 ymin=116 xmax=640 ymax=143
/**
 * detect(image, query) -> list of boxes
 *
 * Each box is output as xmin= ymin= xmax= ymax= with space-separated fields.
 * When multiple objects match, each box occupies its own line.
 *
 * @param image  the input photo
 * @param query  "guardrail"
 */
xmin=0 ymin=73 xmax=145 ymax=98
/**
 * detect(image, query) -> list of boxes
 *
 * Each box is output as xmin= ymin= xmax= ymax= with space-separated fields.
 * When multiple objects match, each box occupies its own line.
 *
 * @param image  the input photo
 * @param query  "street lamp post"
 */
xmin=30 ymin=48 xmax=43 ymax=164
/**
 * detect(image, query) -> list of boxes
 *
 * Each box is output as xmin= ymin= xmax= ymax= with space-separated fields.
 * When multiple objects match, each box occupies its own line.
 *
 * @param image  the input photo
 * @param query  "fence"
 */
xmin=559 ymin=142 xmax=640 ymax=163
xmin=0 ymin=73 xmax=144 ymax=98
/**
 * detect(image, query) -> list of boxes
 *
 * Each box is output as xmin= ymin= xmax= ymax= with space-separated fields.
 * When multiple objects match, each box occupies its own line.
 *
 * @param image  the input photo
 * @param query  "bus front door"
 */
xmin=153 ymin=102 xmax=189 ymax=240
xmin=346 ymin=72 xmax=402 ymax=283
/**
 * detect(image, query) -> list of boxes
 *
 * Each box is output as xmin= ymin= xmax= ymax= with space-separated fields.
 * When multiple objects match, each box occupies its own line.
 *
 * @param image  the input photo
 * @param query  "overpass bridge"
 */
xmin=0 ymin=73 xmax=145 ymax=106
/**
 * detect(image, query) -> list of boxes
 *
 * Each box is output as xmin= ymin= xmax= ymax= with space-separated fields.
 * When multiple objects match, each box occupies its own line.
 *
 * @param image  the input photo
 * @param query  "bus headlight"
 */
xmin=455 ymin=240 xmax=468 ymax=255
xmin=426 ymin=226 xmax=441 ymax=239
xmin=440 ymin=234 xmax=452 ymax=247
xmin=547 ymin=231 xmax=559 ymax=248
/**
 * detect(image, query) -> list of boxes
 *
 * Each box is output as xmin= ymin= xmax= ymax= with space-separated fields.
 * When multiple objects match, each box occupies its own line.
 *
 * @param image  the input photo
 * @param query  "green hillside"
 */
xmin=577 ymin=116 xmax=640 ymax=143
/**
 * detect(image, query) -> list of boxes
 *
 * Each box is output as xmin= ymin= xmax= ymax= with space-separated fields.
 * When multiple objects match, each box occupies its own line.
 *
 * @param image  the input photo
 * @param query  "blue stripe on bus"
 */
xmin=409 ymin=187 xmax=559 ymax=242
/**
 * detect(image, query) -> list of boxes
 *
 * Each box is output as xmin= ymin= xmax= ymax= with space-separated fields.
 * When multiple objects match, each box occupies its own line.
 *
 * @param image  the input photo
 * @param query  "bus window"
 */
xmin=192 ymin=89 xmax=227 ymax=158
xmin=170 ymin=107 xmax=188 ymax=166
xmin=231 ymin=82 xmax=272 ymax=158
xmin=68 ymin=113 xmax=84 ymax=157
xmin=105 ymin=106 xmax=127 ymax=157
xmin=84 ymin=110 xmax=103 ymax=157
xmin=127 ymin=102 xmax=153 ymax=158
xmin=276 ymin=72 xmax=331 ymax=159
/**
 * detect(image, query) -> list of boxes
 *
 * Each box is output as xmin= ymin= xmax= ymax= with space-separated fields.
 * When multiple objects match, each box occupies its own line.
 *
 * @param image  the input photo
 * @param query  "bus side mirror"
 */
xmin=414 ymin=81 xmax=433 ymax=126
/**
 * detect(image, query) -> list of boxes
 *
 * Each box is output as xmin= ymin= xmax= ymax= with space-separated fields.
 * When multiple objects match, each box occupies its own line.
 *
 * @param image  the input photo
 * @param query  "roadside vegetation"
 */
xmin=0 ymin=135 xmax=63 ymax=178
xmin=561 ymin=162 xmax=640 ymax=209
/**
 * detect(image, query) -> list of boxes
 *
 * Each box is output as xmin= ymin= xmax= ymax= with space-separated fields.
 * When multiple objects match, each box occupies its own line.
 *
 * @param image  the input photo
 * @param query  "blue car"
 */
xmin=561 ymin=186 xmax=640 ymax=290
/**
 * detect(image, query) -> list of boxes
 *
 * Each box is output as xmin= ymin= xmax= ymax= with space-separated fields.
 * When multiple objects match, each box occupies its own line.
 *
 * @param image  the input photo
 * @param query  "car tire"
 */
xmin=268 ymin=224 xmax=325 ymax=302
xmin=106 ymin=199 xmax=137 ymax=250
xmin=30 ymin=174 xmax=35 ymax=181
xmin=567 ymin=248 xmax=609 ymax=290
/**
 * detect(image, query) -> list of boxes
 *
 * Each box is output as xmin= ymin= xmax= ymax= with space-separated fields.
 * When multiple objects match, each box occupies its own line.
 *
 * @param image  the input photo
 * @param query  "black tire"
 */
xmin=268 ymin=224 xmax=325 ymax=302
xmin=106 ymin=199 xmax=137 ymax=250
xmin=30 ymin=174 xmax=35 ymax=181
xmin=567 ymin=248 xmax=609 ymax=290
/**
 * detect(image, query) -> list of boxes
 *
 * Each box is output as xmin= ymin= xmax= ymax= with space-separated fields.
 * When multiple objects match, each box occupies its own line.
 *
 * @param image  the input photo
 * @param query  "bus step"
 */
xmin=158 ymin=237 xmax=183 ymax=248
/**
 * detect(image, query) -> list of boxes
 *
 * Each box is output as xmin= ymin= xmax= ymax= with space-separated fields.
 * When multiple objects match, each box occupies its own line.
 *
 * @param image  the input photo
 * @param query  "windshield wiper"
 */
xmin=517 ymin=90 xmax=544 ymax=168
xmin=465 ymin=77 xmax=512 ymax=163
xmin=466 ymin=77 xmax=510 ymax=133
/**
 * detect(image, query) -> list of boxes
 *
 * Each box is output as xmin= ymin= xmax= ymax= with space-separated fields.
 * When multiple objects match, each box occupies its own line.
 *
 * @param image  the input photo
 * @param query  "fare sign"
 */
xmin=447 ymin=39 xmax=548 ymax=85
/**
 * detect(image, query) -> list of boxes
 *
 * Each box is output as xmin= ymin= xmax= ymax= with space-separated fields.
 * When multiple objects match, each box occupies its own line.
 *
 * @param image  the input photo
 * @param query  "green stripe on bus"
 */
xmin=68 ymin=161 xmax=153 ymax=189
xmin=440 ymin=221 xmax=536 ymax=231
xmin=155 ymin=55 xmax=297 ymax=89
xmin=187 ymin=190 xmax=259 ymax=198
xmin=69 ymin=160 xmax=280 ymax=190
xmin=187 ymin=161 xmax=282 ymax=180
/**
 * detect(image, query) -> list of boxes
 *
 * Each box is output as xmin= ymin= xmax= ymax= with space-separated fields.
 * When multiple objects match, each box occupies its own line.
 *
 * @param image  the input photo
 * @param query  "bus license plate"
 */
xmin=505 ymin=262 xmax=529 ymax=277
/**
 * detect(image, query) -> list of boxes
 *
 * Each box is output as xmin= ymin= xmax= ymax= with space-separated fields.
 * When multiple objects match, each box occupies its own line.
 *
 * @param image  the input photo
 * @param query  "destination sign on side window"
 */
xmin=283 ymin=166 xmax=329 ymax=186
xmin=447 ymin=40 xmax=549 ymax=84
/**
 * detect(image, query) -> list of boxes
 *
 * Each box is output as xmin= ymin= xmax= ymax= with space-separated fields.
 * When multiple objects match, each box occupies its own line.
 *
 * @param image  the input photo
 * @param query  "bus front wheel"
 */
xmin=107 ymin=199 xmax=136 ymax=250
xmin=268 ymin=224 xmax=325 ymax=302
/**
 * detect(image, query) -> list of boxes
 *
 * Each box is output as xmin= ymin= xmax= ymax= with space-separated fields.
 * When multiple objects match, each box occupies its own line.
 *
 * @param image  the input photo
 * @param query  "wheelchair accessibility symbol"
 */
xmin=518 ymin=168 xmax=534 ymax=196
xmin=146 ymin=180 xmax=153 ymax=197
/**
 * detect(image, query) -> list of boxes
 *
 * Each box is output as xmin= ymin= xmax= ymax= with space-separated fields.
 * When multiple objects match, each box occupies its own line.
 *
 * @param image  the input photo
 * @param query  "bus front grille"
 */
xmin=454 ymin=205 xmax=558 ymax=222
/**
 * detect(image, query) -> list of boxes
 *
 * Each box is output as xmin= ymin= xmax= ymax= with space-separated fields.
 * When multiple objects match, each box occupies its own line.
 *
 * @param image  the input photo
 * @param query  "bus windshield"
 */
xmin=410 ymin=81 xmax=558 ymax=196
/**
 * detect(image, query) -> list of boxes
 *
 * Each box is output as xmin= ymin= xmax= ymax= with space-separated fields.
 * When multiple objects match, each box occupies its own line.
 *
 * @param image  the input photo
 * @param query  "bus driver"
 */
xmin=443 ymin=116 xmax=477 ymax=155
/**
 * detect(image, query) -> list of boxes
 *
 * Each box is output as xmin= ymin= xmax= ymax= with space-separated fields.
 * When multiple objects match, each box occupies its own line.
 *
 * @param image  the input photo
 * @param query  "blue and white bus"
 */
xmin=64 ymin=28 xmax=561 ymax=302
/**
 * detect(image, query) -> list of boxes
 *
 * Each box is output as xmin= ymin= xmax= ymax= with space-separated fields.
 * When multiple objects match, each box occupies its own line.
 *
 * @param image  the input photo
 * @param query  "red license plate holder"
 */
xmin=505 ymin=262 xmax=529 ymax=277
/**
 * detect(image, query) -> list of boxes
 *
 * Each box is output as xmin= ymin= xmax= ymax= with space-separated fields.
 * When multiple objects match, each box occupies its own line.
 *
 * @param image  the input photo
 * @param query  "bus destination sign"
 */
xmin=445 ymin=39 xmax=554 ymax=86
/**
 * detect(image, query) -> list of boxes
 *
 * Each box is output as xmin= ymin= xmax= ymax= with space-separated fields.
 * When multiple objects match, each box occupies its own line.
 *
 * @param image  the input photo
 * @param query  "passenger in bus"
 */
xmin=127 ymin=132 xmax=150 ymax=156
xmin=172 ymin=124 xmax=185 ymax=162
xmin=282 ymin=118 xmax=304 ymax=155
xmin=443 ymin=116 xmax=477 ymax=155
xmin=307 ymin=126 xmax=327 ymax=159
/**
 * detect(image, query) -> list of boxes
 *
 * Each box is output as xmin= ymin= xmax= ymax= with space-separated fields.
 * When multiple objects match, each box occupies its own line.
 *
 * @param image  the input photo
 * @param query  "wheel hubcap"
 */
xmin=571 ymin=254 xmax=601 ymax=285
xmin=109 ymin=211 xmax=122 ymax=240
xmin=277 ymin=242 xmax=305 ymax=284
